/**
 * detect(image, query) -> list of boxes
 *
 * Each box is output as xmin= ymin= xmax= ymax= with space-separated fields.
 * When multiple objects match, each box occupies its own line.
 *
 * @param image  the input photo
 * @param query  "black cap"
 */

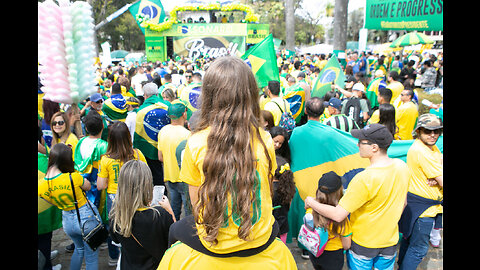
xmin=317 ymin=171 xmax=343 ymax=194
xmin=351 ymin=123 xmax=393 ymax=149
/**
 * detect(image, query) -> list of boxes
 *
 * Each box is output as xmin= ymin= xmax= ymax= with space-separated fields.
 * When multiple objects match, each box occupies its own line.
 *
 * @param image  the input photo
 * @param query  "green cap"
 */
xmin=168 ymin=102 xmax=187 ymax=119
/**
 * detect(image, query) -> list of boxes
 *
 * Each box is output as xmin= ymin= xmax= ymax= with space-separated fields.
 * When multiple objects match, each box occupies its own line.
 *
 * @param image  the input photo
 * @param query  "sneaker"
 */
xmin=429 ymin=228 xmax=441 ymax=248
xmin=301 ymin=249 xmax=310 ymax=260
xmin=65 ymin=243 xmax=75 ymax=253
xmin=50 ymin=250 xmax=59 ymax=260
xmin=108 ymin=257 xmax=119 ymax=267
xmin=52 ymin=264 xmax=62 ymax=270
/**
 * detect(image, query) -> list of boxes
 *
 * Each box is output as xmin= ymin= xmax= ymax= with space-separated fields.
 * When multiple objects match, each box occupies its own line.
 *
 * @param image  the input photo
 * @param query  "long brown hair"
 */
xmin=193 ymin=56 xmax=273 ymax=245
xmin=104 ymin=121 xmax=134 ymax=163
xmin=313 ymin=186 xmax=347 ymax=237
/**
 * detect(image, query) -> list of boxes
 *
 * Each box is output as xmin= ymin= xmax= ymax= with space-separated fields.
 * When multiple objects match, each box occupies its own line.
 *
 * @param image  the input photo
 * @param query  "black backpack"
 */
xmin=344 ymin=97 xmax=364 ymax=128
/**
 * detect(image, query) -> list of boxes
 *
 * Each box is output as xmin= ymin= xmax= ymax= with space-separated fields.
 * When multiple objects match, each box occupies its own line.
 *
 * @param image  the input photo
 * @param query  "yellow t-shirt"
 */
xmin=158 ymin=239 xmax=297 ymax=270
xmin=338 ymin=159 xmax=410 ymax=248
xmin=179 ymin=127 xmax=277 ymax=254
xmin=396 ymin=101 xmax=418 ymax=140
xmin=98 ymin=149 xmax=147 ymax=194
xmin=38 ymin=172 xmax=87 ymax=211
xmin=263 ymin=98 xmax=291 ymax=126
xmin=305 ymin=206 xmax=352 ymax=251
xmin=157 ymin=124 xmax=191 ymax=183
xmin=407 ymin=139 xmax=443 ymax=218
xmin=388 ymin=81 xmax=404 ymax=105
xmin=56 ymin=133 xmax=79 ymax=159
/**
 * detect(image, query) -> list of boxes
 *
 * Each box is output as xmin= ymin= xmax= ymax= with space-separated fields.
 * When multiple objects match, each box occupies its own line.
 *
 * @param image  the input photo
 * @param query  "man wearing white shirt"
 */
xmin=131 ymin=66 xmax=148 ymax=104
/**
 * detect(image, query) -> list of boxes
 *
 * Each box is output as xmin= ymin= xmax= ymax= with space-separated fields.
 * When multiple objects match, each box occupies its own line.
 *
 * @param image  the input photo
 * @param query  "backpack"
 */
xmin=298 ymin=213 xmax=331 ymax=257
xmin=273 ymin=99 xmax=296 ymax=134
xmin=344 ymin=97 xmax=364 ymax=128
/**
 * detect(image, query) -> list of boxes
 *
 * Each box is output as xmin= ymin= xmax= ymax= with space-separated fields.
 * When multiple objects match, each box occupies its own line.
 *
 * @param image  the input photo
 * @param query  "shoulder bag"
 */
xmin=69 ymin=173 xmax=109 ymax=251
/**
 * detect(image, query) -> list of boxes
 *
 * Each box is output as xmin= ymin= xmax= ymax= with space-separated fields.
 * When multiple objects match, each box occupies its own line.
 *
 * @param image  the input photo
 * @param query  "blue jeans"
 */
xmin=62 ymin=203 xmax=100 ymax=270
xmin=166 ymin=181 xmax=190 ymax=221
xmin=398 ymin=217 xmax=435 ymax=270
xmin=106 ymin=193 xmax=120 ymax=260
xmin=346 ymin=249 xmax=396 ymax=270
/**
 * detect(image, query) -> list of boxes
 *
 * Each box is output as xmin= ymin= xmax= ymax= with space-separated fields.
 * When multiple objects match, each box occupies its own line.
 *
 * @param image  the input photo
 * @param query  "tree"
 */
xmin=333 ymin=0 xmax=348 ymax=52
xmin=285 ymin=0 xmax=295 ymax=50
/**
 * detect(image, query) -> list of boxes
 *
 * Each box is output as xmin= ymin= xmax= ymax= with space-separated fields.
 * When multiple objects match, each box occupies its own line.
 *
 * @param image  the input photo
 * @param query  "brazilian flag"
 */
xmin=179 ymin=82 xmax=202 ymax=120
xmin=365 ymin=77 xmax=387 ymax=109
xmin=102 ymin=94 xmax=128 ymax=122
xmin=241 ymin=34 xmax=280 ymax=89
xmin=282 ymin=83 xmax=305 ymax=124
xmin=311 ymin=54 xmax=346 ymax=98
xmin=38 ymin=152 xmax=62 ymax=234
xmin=133 ymin=96 xmax=171 ymax=160
xmin=286 ymin=122 xmax=444 ymax=242
xmin=128 ymin=0 xmax=166 ymax=34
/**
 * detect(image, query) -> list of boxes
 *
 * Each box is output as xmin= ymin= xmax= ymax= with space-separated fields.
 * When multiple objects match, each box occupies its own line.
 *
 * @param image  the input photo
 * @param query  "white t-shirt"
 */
xmin=131 ymin=73 xmax=148 ymax=96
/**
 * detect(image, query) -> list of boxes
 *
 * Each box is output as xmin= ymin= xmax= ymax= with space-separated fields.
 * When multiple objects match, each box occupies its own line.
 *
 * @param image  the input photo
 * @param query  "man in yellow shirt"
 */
xmin=398 ymin=114 xmax=443 ymax=270
xmin=157 ymin=101 xmax=191 ymax=221
xmin=304 ymin=124 xmax=409 ymax=270
xmin=387 ymin=71 xmax=404 ymax=106
xmin=263 ymin=81 xmax=291 ymax=126
xmin=395 ymin=89 xmax=418 ymax=140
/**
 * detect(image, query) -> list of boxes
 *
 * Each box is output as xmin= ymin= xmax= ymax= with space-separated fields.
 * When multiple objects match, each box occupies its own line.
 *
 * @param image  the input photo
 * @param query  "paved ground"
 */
xmin=49 ymin=228 xmax=442 ymax=269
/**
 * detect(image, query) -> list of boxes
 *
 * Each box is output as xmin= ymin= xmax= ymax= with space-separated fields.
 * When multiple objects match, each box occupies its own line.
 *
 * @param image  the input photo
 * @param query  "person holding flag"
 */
xmin=311 ymin=54 xmax=346 ymax=99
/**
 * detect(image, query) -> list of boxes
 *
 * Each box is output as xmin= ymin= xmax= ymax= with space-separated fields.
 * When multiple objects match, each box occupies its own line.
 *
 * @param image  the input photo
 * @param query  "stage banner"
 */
xmin=173 ymin=36 xmax=246 ymax=60
xmin=145 ymin=30 xmax=166 ymax=62
xmin=365 ymin=0 xmax=443 ymax=31
xmin=246 ymin=24 xmax=270 ymax=44
xmin=161 ymin=23 xmax=247 ymax=37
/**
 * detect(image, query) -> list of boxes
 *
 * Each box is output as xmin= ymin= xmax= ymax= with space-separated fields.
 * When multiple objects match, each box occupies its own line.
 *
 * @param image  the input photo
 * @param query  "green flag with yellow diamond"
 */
xmin=241 ymin=34 xmax=280 ymax=89
xmin=311 ymin=54 xmax=346 ymax=98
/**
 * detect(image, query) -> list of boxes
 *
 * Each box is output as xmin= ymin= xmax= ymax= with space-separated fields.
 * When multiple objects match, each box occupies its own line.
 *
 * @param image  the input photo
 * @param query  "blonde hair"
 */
xmin=109 ymin=160 xmax=158 ymax=237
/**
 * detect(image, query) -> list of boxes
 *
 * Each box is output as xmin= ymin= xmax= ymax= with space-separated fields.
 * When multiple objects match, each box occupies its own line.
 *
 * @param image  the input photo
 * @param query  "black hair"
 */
xmin=269 ymin=126 xmax=291 ymax=163
xmin=111 ymin=83 xmax=122 ymax=94
xmin=83 ymin=110 xmax=104 ymax=136
xmin=305 ymin=97 xmax=325 ymax=118
xmin=378 ymin=88 xmax=393 ymax=103
xmin=267 ymin=80 xmax=281 ymax=96
xmin=47 ymin=143 xmax=75 ymax=173
xmin=378 ymin=103 xmax=397 ymax=138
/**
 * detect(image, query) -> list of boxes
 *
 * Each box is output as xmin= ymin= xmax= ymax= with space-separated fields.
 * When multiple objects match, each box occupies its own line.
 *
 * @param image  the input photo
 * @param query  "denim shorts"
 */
xmin=346 ymin=241 xmax=397 ymax=270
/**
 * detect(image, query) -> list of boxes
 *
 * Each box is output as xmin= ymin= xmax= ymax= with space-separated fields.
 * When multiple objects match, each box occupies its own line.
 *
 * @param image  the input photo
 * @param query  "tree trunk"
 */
xmin=333 ymin=0 xmax=348 ymax=52
xmin=285 ymin=0 xmax=295 ymax=51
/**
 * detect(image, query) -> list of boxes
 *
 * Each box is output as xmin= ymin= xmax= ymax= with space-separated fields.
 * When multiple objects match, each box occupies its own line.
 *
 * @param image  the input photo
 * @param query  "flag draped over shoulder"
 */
xmin=179 ymin=82 xmax=202 ymax=120
xmin=133 ymin=99 xmax=170 ymax=160
xmin=38 ymin=152 xmax=62 ymax=234
xmin=286 ymin=121 xmax=444 ymax=242
xmin=128 ymin=0 xmax=165 ymax=34
xmin=311 ymin=54 xmax=346 ymax=99
xmin=102 ymin=94 xmax=128 ymax=121
xmin=365 ymin=77 xmax=387 ymax=109
xmin=241 ymin=34 xmax=280 ymax=89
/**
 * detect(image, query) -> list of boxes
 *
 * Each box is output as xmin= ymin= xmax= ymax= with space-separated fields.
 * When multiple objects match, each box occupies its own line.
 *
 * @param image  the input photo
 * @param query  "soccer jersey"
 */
xmin=322 ymin=114 xmax=359 ymax=133
xmin=406 ymin=139 xmax=443 ymax=218
xmin=396 ymin=101 xmax=418 ymax=140
xmin=38 ymin=172 xmax=87 ymax=211
xmin=157 ymin=124 xmax=191 ymax=183
xmin=179 ymin=127 xmax=277 ymax=254
xmin=98 ymin=149 xmax=147 ymax=194
xmin=338 ymin=159 xmax=410 ymax=248
xmin=157 ymin=239 xmax=297 ymax=270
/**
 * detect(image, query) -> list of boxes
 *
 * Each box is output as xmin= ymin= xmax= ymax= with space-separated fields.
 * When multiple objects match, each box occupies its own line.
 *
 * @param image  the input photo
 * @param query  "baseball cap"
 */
xmin=328 ymin=97 xmax=342 ymax=110
xmin=374 ymin=69 xmax=385 ymax=78
xmin=317 ymin=171 xmax=344 ymax=194
xmin=90 ymin=93 xmax=103 ymax=103
xmin=167 ymin=102 xmax=187 ymax=119
xmin=352 ymin=83 xmax=365 ymax=92
xmin=351 ymin=123 xmax=393 ymax=149
xmin=414 ymin=113 xmax=443 ymax=131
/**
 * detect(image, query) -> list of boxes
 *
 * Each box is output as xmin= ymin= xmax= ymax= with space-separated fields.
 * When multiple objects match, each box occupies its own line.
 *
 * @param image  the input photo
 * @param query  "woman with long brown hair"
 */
xmin=50 ymin=111 xmax=78 ymax=156
xmin=159 ymin=56 xmax=296 ymax=269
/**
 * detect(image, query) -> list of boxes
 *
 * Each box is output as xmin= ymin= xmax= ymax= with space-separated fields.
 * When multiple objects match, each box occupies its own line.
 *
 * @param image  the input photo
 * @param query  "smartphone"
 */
xmin=151 ymin=185 xmax=165 ymax=206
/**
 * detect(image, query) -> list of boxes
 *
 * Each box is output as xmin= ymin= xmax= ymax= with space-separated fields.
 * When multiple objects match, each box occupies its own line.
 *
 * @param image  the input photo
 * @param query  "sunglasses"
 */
xmin=95 ymin=100 xmax=103 ymax=104
xmin=357 ymin=140 xmax=374 ymax=146
xmin=52 ymin=120 xmax=65 ymax=126
xmin=420 ymin=128 xmax=442 ymax=135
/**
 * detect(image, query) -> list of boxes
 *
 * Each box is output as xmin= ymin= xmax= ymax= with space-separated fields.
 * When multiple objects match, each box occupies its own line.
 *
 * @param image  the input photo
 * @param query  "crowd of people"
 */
xmin=38 ymin=48 xmax=443 ymax=270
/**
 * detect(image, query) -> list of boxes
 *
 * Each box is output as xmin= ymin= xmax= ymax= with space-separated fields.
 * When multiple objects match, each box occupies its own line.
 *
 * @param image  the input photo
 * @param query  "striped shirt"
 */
xmin=322 ymin=114 xmax=359 ymax=133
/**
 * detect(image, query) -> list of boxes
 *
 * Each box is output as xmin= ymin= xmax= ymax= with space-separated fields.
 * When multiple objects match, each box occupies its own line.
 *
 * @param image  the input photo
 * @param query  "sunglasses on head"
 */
xmin=52 ymin=120 xmax=65 ymax=126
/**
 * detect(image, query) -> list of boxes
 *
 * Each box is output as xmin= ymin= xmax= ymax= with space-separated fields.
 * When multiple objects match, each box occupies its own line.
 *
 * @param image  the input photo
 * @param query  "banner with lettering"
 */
xmin=173 ymin=36 xmax=246 ymax=60
xmin=365 ymin=0 xmax=443 ymax=31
